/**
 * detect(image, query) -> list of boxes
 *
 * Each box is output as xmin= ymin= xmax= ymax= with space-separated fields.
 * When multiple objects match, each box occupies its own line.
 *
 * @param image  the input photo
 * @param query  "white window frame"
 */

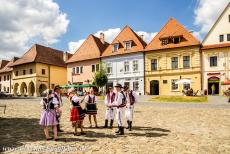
xmin=171 ymin=79 xmax=179 ymax=91
xmin=112 ymin=44 xmax=119 ymax=52
xmin=106 ymin=63 xmax=112 ymax=74
xmin=133 ymin=60 xmax=138 ymax=72
xmin=124 ymin=61 xmax=130 ymax=73
xmin=124 ymin=41 xmax=132 ymax=50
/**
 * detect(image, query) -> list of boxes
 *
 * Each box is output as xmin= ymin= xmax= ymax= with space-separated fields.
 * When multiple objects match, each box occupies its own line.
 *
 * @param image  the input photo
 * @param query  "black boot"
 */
xmin=109 ymin=120 xmax=114 ymax=129
xmin=129 ymin=121 xmax=132 ymax=131
xmin=115 ymin=126 xmax=120 ymax=134
xmin=103 ymin=120 xmax=108 ymax=128
xmin=57 ymin=124 xmax=64 ymax=132
xmin=117 ymin=127 xmax=124 ymax=135
xmin=126 ymin=120 xmax=130 ymax=129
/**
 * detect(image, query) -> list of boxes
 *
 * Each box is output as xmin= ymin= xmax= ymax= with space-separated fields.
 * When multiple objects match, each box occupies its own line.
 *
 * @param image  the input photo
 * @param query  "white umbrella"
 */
xmin=175 ymin=79 xmax=193 ymax=84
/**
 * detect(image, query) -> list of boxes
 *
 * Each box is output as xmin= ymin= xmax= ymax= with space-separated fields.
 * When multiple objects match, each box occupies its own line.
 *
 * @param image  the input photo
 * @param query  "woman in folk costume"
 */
xmin=84 ymin=88 xmax=98 ymax=128
xmin=68 ymin=88 xmax=86 ymax=136
xmin=103 ymin=86 xmax=116 ymax=128
xmin=39 ymin=89 xmax=58 ymax=141
xmin=123 ymin=86 xmax=138 ymax=131
xmin=53 ymin=85 xmax=63 ymax=132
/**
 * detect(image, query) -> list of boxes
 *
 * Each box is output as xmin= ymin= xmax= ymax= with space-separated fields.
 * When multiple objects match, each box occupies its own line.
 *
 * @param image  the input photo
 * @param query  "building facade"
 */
xmin=145 ymin=18 xmax=201 ymax=95
xmin=202 ymin=2 xmax=230 ymax=95
xmin=101 ymin=26 xmax=146 ymax=95
xmin=66 ymin=34 xmax=109 ymax=85
xmin=10 ymin=44 xmax=69 ymax=96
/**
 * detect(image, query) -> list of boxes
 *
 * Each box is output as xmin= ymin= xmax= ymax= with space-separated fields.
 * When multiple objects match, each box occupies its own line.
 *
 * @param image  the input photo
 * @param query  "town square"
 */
xmin=0 ymin=0 xmax=230 ymax=153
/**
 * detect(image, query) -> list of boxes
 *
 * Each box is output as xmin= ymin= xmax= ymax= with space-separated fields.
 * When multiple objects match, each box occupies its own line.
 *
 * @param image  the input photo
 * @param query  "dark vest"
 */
xmin=43 ymin=97 xmax=55 ymax=110
xmin=107 ymin=92 xmax=115 ymax=103
xmin=88 ymin=95 xmax=95 ymax=104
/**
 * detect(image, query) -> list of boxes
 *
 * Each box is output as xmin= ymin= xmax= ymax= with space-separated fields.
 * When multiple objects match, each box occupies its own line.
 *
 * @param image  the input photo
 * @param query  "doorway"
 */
xmin=150 ymin=80 xmax=159 ymax=95
xmin=208 ymin=77 xmax=219 ymax=95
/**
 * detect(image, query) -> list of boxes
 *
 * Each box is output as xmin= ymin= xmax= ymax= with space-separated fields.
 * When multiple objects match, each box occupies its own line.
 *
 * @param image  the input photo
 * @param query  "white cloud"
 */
xmin=191 ymin=31 xmax=202 ymax=41
xmin=194 ymin=0 xmax=229 ymax=34
xmin=68 ymin=28 xmax=156 ymax=53
xmin=0 ymin=0 xmax=69 ymax=59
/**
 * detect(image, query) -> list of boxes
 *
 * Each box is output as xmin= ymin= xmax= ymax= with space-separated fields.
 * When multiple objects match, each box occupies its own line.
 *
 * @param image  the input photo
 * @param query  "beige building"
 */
xmin=202 ymin=2 xmax=230 ymax=95
xmin=66 ymin=34 xmax=109 ymax=85
xmin=145 ymin=18 xmax=201 ymax=95
xmin=10 ymin=44 xmax=71 ymax=96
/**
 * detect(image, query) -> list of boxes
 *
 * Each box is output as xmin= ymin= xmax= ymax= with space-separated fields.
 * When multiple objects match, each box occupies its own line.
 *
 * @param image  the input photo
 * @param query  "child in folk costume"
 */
xmin=109 ymin=83 xmax=126 ymax=135
xmin=123 ymin=86 xmax=138 ymax=131
xmin=39 ymin=90 xmax=58 ymax=141
xmin=103 ymin=86 xmax=116 ymax=128
xmin=53 ymin=85 xmax=64 ymax=132
xmin=84 ymin=88 xmax=98 ymax=128
xmin=68 ymin=88 xmax=86 ymax=136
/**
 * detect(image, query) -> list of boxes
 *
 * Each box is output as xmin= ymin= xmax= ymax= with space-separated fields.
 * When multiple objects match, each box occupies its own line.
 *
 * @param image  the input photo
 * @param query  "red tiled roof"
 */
xmin=0 ymin=60 xmax=9 ymax=69
xmin=145 ymin=18 xmax=200 ymax=51
xmin=66 ymin=35 xmax=109 ymax=63
xmin=10 ymin=44 xmax=67 ymax=67
xmin=202 ymin=43 xmax=230 ymax=50
xmin=0 ymin=57 xmax=19 ymax=73
xmin=101 ymin=25 xmax=147 ymax=57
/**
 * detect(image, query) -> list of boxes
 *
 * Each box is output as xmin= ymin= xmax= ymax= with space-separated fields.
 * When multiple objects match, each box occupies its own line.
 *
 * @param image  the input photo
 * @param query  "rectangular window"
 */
xmin=124 ymin=61 xmax=129 ymax=72
xmin=183 ymin=56 xmax=190 ymax=68
xmin=219 ymin=35 xmax=224 ymax=42
xmin=124 ymin=82 xmax=130 ymax=88
xmin=80 ymin=66 xmax=83 ymax=73
xmin=171 ymin=79 xmax=178 ymax=91
xmin=133 ymin=81 xmax=139 ymax=91
xmin=7 ymin=75 xmax=10 ymax=80
xmin=15 ymin=71 xmax=18 ymax=76
xmin=0 ymin=76 xmax=1 ymax=82
xmin=171 ymin=57 xmax=178 ymax=69
xmin=23 ymin=70 xmax=26 ymax=75
xmin=133 ymin=60 xmax=138 ymax=72
xmin=76 ymin=67 xmax=80 ymax=74
xmin=173 ymin=37 xmax=180 ymax=44
xmin=96 ymin=64 xmax=100 ymax=72
xmin=124 ymin=41 xmax=132 ymax=50
xmin=42 ymin=69 xmax=46 ymax=75
xmin=7 ymin=87 xmax=9 ymax=92
xmin=151 ymin=59 xmax=157 ymax=71
xmin=92 ymin=65 xmax=95 ymax=72
xmin=112 ymin=44 xmax=119 ymax=52
xmin=210 ymin=56 xmax=217 ymax=67
xmin=30 ymin=69 xmax=33 ymax=74
xmin=163 ymin=80 xmax=167 ymax=84
xmin=106 ymin=63 xmax=112 ymax=74
xmin=4 ymin=76 xmax=6 ymax=81
xmin=161 ymin=39 xmax=168 ymax=45
xmin=227 ymin=34 xmax=230 ymax=41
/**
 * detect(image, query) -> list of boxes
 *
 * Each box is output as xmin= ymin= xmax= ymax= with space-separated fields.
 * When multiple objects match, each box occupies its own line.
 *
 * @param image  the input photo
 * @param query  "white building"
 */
xmin=101 ymin=26 xmax=146 ymax=95
xmin=202 ymin=2 xmax=230 ymax=95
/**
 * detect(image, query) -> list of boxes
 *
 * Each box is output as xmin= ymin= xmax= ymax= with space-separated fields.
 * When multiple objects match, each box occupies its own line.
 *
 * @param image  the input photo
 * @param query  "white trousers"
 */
xmin=116 ymin=108 xmax=125 ymax=127
xmin=125 ymin=105 xmax=134 ymax=121
xmin=105 ymin=107 xmax=115 ymax=120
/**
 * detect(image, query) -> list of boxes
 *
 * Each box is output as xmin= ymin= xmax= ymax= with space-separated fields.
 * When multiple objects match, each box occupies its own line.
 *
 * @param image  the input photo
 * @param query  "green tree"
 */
xmin=93 ymin=62 xmax=108 ymax=93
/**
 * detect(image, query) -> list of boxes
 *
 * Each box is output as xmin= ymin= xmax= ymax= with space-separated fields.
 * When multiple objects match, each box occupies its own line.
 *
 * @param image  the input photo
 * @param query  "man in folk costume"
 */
xmin=103 ymin=86 xmax=116 ymax=128
xmin=109 ymin=83 xmax=126 ymax=135
xmin=123 ymin=86 xmax=138 ymax=131
xmin=53 ymin=85 xmax=64 ymax=132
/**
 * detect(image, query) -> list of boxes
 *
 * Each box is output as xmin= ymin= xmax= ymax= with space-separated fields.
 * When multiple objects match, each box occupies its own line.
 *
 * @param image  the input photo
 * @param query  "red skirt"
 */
xmin=70 ymin=107 xmax=80 ymax=122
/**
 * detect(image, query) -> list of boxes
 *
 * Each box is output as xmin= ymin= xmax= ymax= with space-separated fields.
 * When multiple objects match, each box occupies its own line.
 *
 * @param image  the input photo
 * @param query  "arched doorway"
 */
xmin=28 ymin=82 xmax=35 ymax=96
xmin=208 ymin=77 xmax=219 ymax=95
xmin=39 ymin=84 xmax=47 ymax=96
xmin=13 ymin=83 xmax=19 ymax=96
xmin=150 ymin=80 xmax=159 ymax=95
xmin=20 ymin=82 xmax=27 ymax=95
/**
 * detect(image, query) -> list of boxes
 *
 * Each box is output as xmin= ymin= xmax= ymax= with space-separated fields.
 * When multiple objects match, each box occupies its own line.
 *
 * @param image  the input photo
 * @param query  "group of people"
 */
xmin=39 ymin=83 xmax=138 ymax=141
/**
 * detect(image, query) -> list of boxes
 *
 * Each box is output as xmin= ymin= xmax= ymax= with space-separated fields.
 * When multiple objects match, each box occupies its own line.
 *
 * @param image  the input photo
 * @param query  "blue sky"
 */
xmin=0 ymin=0 xmax=229 ymax=59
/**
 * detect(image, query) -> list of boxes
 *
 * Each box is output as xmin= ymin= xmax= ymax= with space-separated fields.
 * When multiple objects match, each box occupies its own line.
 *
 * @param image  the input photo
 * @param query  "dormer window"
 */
xmin=173 ymin=37 xmax=180 ymax=44
xmin=113 ymin=44 xmax=119 ymax=52
xmin=161 ymin=39 xmax=168 ymax=45
xmin=124 ymin=41 xmax=132 ymax=50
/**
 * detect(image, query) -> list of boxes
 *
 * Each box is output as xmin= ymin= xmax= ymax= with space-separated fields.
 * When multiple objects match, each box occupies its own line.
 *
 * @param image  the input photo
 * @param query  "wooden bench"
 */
xmin=0 ymin=105 xmax=6 ymax=114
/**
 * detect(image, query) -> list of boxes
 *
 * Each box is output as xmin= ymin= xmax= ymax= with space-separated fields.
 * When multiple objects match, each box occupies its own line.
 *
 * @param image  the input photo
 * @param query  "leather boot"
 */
xmin=129 ymin=121 xmax=132 ymax=131
xmin=103 ymin=120 xmax=108 ymax=128
xmin=57 ymin=124 xmax=64 ymax=132
xmin=115 ymin=126 xmax=120 ymax=134
xmin=117 ymin=127 xmax=124 ymax=135
xmin=126 ymin=120 xmax=130 ymax=129
xmin=109 ymin=120 xmax=114 ymax=129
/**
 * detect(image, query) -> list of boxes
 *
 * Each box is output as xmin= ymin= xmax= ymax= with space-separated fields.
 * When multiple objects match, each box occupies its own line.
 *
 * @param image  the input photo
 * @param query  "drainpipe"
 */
xmin=48 ymin=65 xmax=51 ymax=89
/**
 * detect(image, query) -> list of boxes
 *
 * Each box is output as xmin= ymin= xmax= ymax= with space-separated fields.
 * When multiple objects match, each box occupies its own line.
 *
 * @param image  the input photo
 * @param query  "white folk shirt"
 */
xmin=84 ymin=95 xmax=98 ymax=104
xmin=112 ymin=92 xmax=124 ymax=107
xmin=53 ymin=92 xmax=63 ymax=108
xmin=104 ymin=92 xmax=115 ymax=106
xmin=124 ymin=91 xmax=138 ymax=107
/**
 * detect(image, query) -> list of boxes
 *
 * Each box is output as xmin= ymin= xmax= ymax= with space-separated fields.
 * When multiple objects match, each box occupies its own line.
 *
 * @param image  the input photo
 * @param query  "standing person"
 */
xmin=211 ymin=84 xmax=216 ymax=96
xmin=39 ymin=90 xmax=58 ymax=141
xmin=123 ymin=86 xmax=138 ymax=131
xmin=53 ymin=85 xmax=64 ymax=132
xmin=68 ymin=88 xmax=86 ymax=136
xmin=103 ymin=86 xmax=116 ymax=128
xmin=109 ymin=83 xmax=126 ymax=135
xmin=84 ymin=88 xmax=98 ymax=128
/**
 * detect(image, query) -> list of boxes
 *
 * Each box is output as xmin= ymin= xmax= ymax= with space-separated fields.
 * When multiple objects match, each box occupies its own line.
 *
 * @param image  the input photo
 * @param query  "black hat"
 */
xmin=114 ymin=83 xmax=122 ymax=88
xmin=54 ymin=85 xmax=60 ymax=91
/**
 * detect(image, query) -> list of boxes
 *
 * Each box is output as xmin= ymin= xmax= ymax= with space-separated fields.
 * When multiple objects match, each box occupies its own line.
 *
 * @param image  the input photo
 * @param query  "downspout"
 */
xmin=48 ymin=65 xmax=51 ymax=89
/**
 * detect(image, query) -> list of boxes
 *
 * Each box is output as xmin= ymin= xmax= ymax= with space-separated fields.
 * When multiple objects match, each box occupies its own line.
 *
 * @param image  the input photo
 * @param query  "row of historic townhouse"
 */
xmin=0 ymin=3 xmax=229 ymax=96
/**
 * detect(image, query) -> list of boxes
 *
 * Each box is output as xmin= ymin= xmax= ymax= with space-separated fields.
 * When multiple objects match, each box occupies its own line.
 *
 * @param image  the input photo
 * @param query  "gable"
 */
xmin=101 ymin=25 xmax=146 ymax=57
xmin=146 ymin=18 xmax=200 ymax=51
xmin=203 ymin=3 xmax=230 ymax=45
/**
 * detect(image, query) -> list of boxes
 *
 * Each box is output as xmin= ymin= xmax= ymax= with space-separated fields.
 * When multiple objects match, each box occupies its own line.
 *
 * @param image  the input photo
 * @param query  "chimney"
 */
xmin=63 ymin=52 xmax=68 ymax=62
xmin=139 ymin=34 xmax=144 ymax=40
xmin=100 ymin=33 xmax=105 ymax=44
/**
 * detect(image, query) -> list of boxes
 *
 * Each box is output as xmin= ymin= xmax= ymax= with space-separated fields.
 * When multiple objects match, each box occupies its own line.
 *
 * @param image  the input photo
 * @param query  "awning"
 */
xmin=175 ymin=79 xmax=193 ymax=84
xmin=221 ymin=80 xmax=230 ymax=85
xmin=60 ymin=84 xmax=96 ymax=89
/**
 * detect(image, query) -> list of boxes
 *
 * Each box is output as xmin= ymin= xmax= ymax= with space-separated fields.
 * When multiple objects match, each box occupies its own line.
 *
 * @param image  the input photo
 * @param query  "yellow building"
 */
xmin=10 ymin=44 xmax=71 ymax=96
xmin=145 ymin=18 xmax=201 ymax=95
